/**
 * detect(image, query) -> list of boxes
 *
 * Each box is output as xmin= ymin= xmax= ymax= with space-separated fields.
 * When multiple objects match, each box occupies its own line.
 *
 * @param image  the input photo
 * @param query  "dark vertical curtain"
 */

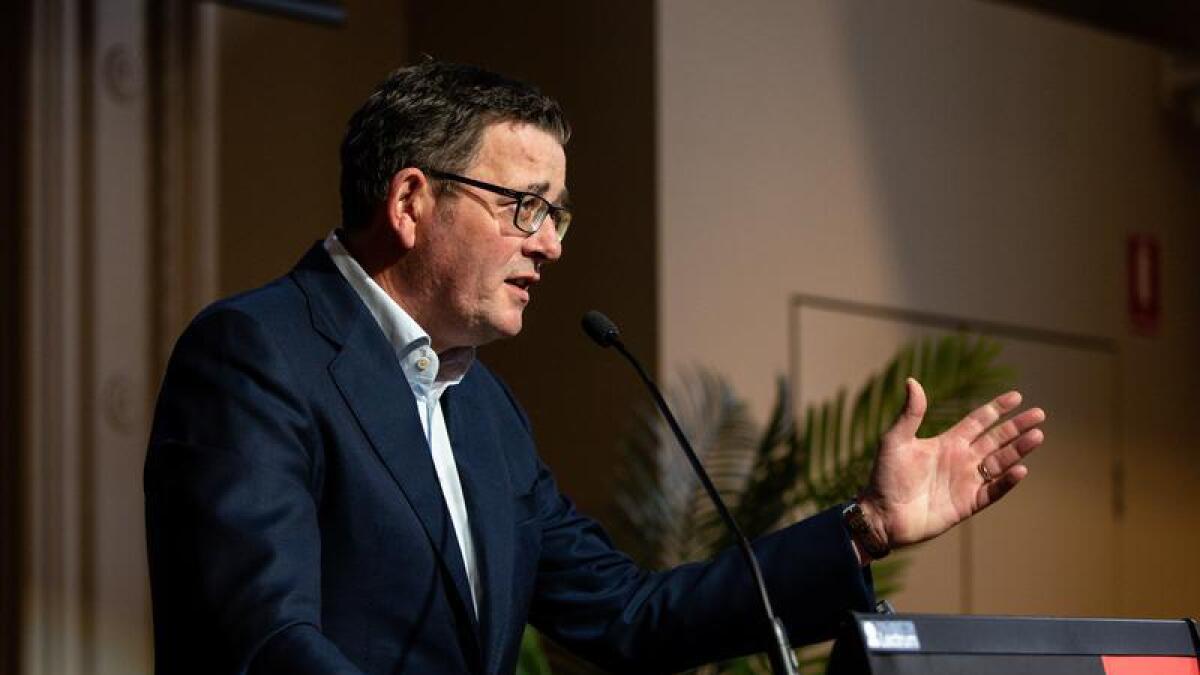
xmin=0 ymin=0 xmax=29 ymax=672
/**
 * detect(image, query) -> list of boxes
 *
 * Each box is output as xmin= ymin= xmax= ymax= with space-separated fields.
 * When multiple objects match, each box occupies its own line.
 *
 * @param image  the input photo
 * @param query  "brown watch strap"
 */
xmin=842 ymin=499 xmax=890 ymax=560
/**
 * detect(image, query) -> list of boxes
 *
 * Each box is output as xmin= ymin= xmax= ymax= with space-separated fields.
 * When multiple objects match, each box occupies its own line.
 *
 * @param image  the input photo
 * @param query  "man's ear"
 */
xmin=384 ymin=168 xmax=432 ymax=250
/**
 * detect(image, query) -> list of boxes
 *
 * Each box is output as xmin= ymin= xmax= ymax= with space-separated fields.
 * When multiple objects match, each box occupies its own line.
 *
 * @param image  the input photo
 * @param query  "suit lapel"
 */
xmin=329 ymin=329 xmax=480 ymax=629
xmin=290 ymin=244 xmax=483 ymax=654
xmin=443 ymin=380 xmax=517 ymax=675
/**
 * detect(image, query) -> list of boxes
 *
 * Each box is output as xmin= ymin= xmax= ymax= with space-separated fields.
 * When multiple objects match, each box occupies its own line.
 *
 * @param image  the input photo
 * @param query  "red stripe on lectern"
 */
xmin=1102 ymin=655 xmax=1200 ymax=675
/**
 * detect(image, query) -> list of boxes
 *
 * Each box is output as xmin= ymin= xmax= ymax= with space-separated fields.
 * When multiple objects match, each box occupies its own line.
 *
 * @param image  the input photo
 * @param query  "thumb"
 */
xmin=888 ymin=377 xmax=927 ymax=441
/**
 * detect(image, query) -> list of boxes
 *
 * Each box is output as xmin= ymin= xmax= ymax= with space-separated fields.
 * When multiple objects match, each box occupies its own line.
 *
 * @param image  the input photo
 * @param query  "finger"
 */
xmin=977 ymin=463 xmax=1028 ymax=511
xmin=951 ymin=390 xmax=1022 ymax=441
xmin=977 ymin=428 xmax=1044 ymax=483
xmin=886 ymin=378 xmax=927 ymax=442
xmin=973 ymin=407 xmax=1046 ymax=457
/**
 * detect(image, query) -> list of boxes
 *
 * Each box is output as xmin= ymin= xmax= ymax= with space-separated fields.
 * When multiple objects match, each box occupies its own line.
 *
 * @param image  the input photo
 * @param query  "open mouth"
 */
xmin=505 ymin=276 xmax=535 ymax=290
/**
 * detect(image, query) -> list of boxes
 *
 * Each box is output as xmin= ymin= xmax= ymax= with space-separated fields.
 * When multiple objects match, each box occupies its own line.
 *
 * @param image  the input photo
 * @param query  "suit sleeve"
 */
xmin=144 ymin=308 xmax=364 ymax=675
xmin=524 ymin=458 xmax=875 ymax=674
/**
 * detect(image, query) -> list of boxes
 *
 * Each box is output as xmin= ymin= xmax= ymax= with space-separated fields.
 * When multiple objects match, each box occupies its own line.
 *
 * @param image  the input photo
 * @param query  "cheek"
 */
xmin=429 ymin=220 xmax=524 ymax=307
xmin=480 ymin=248 xmax=523 ymax=288
xmin=452 ymin=249 xmax=511 ymax=308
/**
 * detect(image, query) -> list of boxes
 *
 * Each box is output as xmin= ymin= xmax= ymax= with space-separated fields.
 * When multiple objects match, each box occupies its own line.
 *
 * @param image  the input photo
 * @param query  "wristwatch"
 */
xmin=842 ymin=499 xmax=890 ymax=560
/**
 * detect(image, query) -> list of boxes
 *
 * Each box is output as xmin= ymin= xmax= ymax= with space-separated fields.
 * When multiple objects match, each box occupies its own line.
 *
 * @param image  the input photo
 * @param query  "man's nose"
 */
xmin=524 ymin=219 xmax=563 ymax=262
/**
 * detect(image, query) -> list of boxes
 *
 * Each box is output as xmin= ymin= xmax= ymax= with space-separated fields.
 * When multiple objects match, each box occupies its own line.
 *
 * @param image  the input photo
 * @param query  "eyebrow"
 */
xmin=523 ymin=181 xmax=551 ymax=196
xmin=523 ymin=181 xmax=571 ymax=209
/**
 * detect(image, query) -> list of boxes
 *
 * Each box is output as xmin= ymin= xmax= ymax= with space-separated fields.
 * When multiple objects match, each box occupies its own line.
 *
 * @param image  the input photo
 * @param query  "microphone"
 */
xmin=581 ymin=310 xmax=620 ymax=348
xmin=581 ymin=310 xmax=800 ymax=675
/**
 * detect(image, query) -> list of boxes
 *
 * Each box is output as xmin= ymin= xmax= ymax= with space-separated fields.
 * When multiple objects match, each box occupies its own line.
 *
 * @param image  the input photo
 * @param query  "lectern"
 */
xmin=827 ymin=612 xmax=1200 ymax=674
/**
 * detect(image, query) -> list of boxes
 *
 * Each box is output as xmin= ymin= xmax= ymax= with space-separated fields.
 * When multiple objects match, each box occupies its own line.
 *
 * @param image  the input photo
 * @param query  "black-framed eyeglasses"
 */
xmin=426 ymin=169 xmax=572 ymax=242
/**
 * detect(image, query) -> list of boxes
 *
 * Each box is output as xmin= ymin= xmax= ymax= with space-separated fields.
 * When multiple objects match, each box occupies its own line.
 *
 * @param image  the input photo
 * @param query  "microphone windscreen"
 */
xmin=581 ymin=310 xmax=620 ymax=347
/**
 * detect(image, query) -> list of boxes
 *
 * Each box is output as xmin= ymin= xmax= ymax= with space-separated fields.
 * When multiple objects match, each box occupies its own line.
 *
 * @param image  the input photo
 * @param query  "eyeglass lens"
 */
xmin=517 ymin=195 xmax=571 ymax=241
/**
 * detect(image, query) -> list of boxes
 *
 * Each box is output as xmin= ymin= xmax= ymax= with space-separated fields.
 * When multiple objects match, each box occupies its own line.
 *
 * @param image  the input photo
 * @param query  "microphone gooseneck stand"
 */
xmin=581 ymin=310 xmax=800 ymax=675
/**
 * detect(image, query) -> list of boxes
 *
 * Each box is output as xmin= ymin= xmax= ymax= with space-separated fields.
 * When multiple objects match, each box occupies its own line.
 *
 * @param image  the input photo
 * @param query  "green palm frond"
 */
xmin=799 ymin=333 xmax=1013 ymax=510
xmin=573 ymin=332 xmax=1014 ymax=675
xmin=705 ymin=376 xmax=798 ymax=552
xmin=614 ymin=333 xmax=1011 ymax=573
xmin=517 ymin=626 xmax=553 ymax=675
xmin=611 ymin=367 xmax=759 ymax=568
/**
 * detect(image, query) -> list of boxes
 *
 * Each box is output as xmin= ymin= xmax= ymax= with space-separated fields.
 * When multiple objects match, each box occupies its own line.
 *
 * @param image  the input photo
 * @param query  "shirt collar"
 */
xmin=323 ymin=230 xmax=474 ymax=386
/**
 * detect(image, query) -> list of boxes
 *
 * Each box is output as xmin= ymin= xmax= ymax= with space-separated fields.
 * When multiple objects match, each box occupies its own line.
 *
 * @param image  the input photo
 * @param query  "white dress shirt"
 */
xmin=324 ymin=231 xmax=481 ymax=614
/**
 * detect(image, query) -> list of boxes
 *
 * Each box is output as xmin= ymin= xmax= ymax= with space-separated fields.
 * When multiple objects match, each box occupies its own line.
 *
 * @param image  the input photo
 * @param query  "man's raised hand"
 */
xmin=857 ymin=378 xmax=1046 ymax=553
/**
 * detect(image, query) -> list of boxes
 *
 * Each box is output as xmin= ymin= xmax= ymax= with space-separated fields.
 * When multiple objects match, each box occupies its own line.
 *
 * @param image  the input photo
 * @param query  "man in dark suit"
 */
xmin=145 ymin=62 xmax=1046 ymax=674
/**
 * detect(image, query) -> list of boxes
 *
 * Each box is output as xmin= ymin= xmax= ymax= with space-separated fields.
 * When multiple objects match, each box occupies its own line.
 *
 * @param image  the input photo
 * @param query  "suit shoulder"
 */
xmin=192 ymin=275 xmax=307 ymax=331
xmin=164 ymin=275 xmax=321 ymax=378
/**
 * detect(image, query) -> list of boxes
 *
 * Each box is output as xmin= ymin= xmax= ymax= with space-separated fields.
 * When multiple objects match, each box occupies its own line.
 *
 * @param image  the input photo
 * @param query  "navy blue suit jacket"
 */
xmin=145 ymin=244 xmax=875 ymax=674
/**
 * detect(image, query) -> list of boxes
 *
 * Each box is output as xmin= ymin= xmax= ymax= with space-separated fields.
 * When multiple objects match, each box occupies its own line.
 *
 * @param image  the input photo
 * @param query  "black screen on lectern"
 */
xmin=827 ymin=612 xmax=1200 ymax=675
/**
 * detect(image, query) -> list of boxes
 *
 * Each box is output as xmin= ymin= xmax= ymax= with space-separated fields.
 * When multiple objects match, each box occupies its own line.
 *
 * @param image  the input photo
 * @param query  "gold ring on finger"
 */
xmin=978 ymin=462 xmax=994 ymax=483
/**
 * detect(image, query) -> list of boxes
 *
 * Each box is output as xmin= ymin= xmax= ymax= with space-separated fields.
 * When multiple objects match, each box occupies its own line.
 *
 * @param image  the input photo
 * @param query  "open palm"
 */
xmin=861 ymin=378 xmax=1046 ymax=549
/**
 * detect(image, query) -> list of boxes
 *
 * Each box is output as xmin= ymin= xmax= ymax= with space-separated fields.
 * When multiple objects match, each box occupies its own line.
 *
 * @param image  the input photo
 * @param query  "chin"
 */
xmin=496 ymin=320 xmax=524 ymax=339
xmin=494 ymin=312 xmax=525 ymax=339
xmin=472 ymin=314 xmax=524 ymax=346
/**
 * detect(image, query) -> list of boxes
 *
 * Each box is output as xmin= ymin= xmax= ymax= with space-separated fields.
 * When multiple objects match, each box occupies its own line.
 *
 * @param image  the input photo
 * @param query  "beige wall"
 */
xmin=660 ymin=0 xmax=1200 ymax=618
